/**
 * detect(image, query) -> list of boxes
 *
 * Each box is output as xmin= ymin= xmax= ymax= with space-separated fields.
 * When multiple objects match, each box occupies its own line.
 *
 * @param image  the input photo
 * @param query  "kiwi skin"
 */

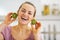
xmin=12 ymin=13 xmax=18 ymax=19
xmin=31 ymin=19 xmax=37 ymax=25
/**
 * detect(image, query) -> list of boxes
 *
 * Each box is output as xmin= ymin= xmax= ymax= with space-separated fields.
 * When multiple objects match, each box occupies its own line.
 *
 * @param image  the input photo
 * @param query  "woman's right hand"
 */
xmin=0 ymin=12 xmax=16 ymax=32
xmin=3 ymin=12 xmax=16 ymax=25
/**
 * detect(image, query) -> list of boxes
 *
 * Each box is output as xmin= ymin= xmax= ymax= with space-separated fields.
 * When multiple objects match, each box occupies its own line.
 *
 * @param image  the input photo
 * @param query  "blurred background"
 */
xmin=0 ymin=0 xmax=60 ymax=40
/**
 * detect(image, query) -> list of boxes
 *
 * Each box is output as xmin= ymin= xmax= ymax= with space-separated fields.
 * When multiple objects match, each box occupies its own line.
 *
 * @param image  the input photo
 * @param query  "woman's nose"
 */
xmin=24 ymin=12 xmax=28 ymax=16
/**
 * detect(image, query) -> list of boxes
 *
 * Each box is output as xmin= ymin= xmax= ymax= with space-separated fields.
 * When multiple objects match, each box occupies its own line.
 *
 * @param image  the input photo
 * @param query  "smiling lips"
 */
xmin=21 ymin=17 xmax=28 ymax=21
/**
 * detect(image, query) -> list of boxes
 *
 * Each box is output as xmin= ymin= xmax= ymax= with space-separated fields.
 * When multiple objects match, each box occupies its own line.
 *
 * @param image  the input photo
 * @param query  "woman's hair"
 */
xmin=17 ymin=1 xmax=36 ymax=17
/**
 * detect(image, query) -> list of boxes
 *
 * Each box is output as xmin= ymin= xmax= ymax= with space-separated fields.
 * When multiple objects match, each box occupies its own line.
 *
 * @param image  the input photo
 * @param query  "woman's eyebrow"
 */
xmin=29 ymin=11 xmax=32 ymax=13
xmin=22 ymin=8 xmax=32 ymax=12
xmin=22 ymin=8 xmax=26 ymax=10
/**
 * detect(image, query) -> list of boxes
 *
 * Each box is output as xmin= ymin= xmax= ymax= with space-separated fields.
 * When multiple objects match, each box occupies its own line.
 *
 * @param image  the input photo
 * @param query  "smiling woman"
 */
xmin=0 ymin=1 xmax=41 ymax=40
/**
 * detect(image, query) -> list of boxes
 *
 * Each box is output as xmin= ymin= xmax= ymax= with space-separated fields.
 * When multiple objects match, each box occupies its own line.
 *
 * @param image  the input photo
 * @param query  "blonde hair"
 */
xmin=17 ymin=1 xmax=36 ymax=17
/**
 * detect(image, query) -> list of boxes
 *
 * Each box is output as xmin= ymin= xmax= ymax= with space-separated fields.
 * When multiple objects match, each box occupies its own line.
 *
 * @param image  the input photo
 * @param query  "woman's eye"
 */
xmin=28 ymin=12 xmax=32 ymax=15
xmin=21 ymin=10 xmax=26 ymax=13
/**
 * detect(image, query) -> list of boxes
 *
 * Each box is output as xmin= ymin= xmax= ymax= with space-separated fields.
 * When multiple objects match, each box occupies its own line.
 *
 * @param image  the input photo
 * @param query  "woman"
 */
xmin=0 ymin=1 xmax=41 ymax=40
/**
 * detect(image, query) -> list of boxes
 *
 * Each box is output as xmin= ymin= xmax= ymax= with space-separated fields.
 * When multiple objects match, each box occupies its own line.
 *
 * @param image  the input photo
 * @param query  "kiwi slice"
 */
xmin=31 ymin=19 xmax=36 ymax=25
xmin=12 ymin=13 xmax=18 ymax=19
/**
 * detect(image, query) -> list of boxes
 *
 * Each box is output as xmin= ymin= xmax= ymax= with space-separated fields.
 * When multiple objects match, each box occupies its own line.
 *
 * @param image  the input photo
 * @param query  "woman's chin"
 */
xmin=20 ymin=21 xmax=28 ymax=25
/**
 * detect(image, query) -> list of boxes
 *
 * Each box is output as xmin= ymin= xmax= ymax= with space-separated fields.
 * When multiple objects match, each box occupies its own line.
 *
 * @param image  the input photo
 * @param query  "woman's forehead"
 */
xmin=21 ymin=4 xmax=35 ymax=11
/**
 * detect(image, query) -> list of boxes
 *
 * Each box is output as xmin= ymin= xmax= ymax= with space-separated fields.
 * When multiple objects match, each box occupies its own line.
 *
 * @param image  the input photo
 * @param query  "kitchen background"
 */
xmin=0 ymin=0 xmax=60 ymax=40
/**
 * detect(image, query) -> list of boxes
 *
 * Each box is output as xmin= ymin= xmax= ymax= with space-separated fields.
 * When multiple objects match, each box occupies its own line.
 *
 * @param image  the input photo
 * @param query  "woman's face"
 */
xmin=18 ymin=3 xmax=35 ymax=25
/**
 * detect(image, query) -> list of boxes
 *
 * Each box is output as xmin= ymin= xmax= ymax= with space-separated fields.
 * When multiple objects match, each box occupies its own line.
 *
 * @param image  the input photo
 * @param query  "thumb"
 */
xmin=31 ymin=25 xmax=37 ymax=33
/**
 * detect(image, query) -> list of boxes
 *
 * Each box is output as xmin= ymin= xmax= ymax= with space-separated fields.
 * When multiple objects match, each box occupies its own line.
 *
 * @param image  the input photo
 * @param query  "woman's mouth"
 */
xmin=21 ymin=17 xmax=28 ymax=21
xmin=19 ymin=16 xmax=29 ymax=24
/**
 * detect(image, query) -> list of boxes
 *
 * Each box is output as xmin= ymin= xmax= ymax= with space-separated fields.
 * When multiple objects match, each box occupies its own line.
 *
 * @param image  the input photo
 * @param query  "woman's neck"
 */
xmin=17 ymin=23 xmax=28 ymax=30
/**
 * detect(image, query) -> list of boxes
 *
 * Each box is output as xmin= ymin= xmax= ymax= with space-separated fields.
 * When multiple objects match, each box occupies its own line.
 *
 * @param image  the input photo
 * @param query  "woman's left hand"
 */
xmin=31 ymin=21 xmax=41 ymax=33
xmin=31 ymin=21 xmax=41 ymax=40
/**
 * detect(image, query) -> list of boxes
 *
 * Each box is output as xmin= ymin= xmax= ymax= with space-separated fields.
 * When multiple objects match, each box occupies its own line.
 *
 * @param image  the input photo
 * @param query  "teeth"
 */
xmin=21 ymin=17 xmax=28 ymax=20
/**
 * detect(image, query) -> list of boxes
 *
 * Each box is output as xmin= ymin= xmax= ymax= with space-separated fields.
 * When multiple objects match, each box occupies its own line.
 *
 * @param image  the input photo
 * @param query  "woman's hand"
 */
xmin=35 ymin=22 xmax=41 ymax=30
xmin=31 ymin=21 xmax=41 ymax=40
xmin=3 ymin=12 xmax=16 ymax=25
xmin=31 ymin=21 xmax=41 ymax=33
xmin=0 ymin=12 xmax=16 ymax=32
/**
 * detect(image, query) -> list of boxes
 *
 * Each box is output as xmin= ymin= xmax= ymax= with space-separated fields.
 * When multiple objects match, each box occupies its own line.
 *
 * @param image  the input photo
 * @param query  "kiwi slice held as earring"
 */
xmin=31 ymin=19 xmax=37 ymax=25
xmin=12 ymin=13 xmax=18 ymax=19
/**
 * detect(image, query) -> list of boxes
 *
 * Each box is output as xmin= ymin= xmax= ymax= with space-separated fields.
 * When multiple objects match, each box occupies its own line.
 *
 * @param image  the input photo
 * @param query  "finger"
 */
xmin=35 ymin=21 xmax=41 ymax=30
xmin=11 ymin=18 xmax=16 ymax=22
xmin=31 ymin=25 xmax=35 ymax=28
xmin=12 ymin=18 xmax=16 ymax=21
xmin=31 ymin=25 xmax=35 ymax=30
xmin=7 ymin=12 xmax=13 ymax=19
xmin=6 ymin=12 xmax=13 ymax=18
xmin=31 ymin=25 xmax=36 ymax=32
xmin=8 ymin=12 xmax=13 ymax=16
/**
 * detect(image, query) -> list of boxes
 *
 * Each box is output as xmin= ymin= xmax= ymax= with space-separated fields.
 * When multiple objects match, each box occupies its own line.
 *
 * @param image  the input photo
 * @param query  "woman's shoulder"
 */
xmin=1 ymin=25 xmax=17 ymax=33
xmin=1 ymin=26 xmax=12 ymax=33
xmin=1 ymin=26 xmax=14 ymax=40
